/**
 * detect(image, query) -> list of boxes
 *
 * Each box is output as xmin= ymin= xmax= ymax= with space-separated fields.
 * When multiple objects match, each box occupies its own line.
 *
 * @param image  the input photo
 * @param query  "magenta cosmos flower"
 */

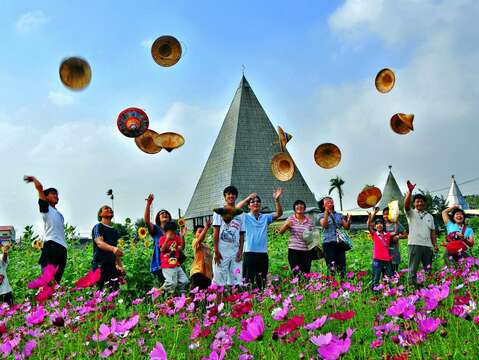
xmin=28 ymin=265 xmax=57 ymax=289
xmin=239 ymin=314 xmax=265 ymax=342
xmin=150 ymin=342 xmax=167 ymax=360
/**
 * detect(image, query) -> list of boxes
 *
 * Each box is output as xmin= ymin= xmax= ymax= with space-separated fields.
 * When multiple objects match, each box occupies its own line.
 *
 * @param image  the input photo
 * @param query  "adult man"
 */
xmin=404 ymin=181 xmax=437 ymax=286
xmin=91 ymin=206 xmax=124 ymax=289
xmin=212 ymin=186 xmax=245 ymax=286
xmin=24 ymin=176 xmax=67 ymax=283
xmin=237 ymin=188 xmax=283 ymax=289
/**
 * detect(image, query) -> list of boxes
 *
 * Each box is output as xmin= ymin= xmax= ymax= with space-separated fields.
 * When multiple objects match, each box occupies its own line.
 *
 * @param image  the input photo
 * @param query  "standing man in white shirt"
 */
xmin=404 ymin=180 xmax=437 ymax=287
xmin=24 ymin=176 xmax=67 ymax=283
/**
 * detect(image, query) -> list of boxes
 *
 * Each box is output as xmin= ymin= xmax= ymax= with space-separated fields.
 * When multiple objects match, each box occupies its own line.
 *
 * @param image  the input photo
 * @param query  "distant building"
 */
xmin=377 ymin=165 xmax=404 ymax=209
xmin=0 ymin=226 xmax=15 ymax=243
xmin=446 ymin=175 xmax=469 ymax=209
xmin=185 ymin=76 xmax=316 ymax=226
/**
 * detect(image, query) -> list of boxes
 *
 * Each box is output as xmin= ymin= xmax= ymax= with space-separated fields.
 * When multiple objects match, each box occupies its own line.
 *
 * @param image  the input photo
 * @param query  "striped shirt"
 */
xmin=287 ymin=215 xmax=313 ymax=251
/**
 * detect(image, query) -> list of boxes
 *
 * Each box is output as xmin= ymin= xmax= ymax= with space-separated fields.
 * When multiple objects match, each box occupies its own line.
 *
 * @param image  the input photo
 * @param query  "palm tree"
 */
xmin=329 ymin=176 xmax=345 ymax=211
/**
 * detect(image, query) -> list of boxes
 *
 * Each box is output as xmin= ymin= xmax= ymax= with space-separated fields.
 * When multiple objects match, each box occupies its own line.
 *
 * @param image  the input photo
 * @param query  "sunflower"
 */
xmin=138 ymin=227 xmax=148 ymax=239
xmin=32 ymin=239 xmax=43 ymax=250
xmin=118 ymin=238 xmax=125 ymax=249
xmin=177 ymin=218 xmax=186 ymax=228
xmin=143 ymin=239 xmax=151 ymax=248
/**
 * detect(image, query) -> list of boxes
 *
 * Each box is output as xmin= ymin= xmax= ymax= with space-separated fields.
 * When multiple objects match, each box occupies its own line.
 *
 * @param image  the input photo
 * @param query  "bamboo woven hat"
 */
xmin=390 ymin=113 xmax=414 ymax=135
xmin=375 ymin=68 xmax=395 ymax=93
xmin=278 ymin=126 xmax=293 ymax=152
xmin=151 ymin=36 xmax=182 ymax=67
xmin=117 ymin=107 xmax=149 ymax=138
xmin=59 ymin=57 xmax=91 ymax=91
xmin=271 ymin=152 xmax=295 ymax=182
xmin=213 ymin=207 xmax=244 ymax=223
xmin=155 ymin=132 xmax=185 ymax=152
xmin=134 ymin=129 xmax=162 ymax=154
xmin=357 ymin=186 xmax=382 ymax=209
xmin=314 ymin=143 xmax=341 ymax=169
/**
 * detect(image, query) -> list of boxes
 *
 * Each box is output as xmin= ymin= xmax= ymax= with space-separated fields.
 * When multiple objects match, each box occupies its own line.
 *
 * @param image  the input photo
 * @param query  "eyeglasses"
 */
xmin=250 ymin=200 xmax=261 ymax=204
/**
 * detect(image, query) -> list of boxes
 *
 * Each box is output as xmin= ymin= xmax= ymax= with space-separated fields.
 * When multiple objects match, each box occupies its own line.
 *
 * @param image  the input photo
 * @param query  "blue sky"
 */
xmin=1 ymin=0 xmax=478 ymax=235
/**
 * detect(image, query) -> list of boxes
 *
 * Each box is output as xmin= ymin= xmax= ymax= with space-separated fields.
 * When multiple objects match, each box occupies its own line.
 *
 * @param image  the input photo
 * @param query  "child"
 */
xmin=212 ymin=186 xmax=245 ymax=286
xmin=0 ymin=242 xmax=13 ymax=305
xmin=190 ymin=219 xmax=213 ymax=291
xmin=368 ymin=208 xmax=396 ymax=290
xmin=382 ymin=207 xmax=408 ymax=273
xmin=160 ymin=221 xmax=189 ymax=293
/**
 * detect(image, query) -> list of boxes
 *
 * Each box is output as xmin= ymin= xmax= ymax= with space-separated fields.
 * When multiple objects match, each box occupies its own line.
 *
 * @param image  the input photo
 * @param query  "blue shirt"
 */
xmin=319 ymin=212 xmax=344 ymax=244
xmin=446 ymin=222 xmax=474 ymax=239
xmin=243 ymin=213 xmax=274 ymax=253
xmin=150 ymin=224 xmax=164 ymax=273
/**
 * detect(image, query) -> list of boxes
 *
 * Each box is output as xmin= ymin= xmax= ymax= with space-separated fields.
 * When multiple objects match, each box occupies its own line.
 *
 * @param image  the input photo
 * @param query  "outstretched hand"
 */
xmin=146 ymin=194 xmax=154 ymax=204
xmin=23 ymin=175 xmax=35 ymax=183
xmin=273 ymin=188 xmax=283 ymax=200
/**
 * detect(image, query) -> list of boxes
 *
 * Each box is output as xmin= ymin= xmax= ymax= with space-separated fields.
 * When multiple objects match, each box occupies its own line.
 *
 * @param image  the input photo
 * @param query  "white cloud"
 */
xmin=15 ymin=10 xmax=49 ymax=33
xmin=0 ymin=102 xmax=222 ymax=237
xmin=140 ymin=38 xmax=154 ymax=49
xmin=289 ymin=0 xmax=479 ymax=210
xmin=48 ymin=91 xmax=74 ymax=106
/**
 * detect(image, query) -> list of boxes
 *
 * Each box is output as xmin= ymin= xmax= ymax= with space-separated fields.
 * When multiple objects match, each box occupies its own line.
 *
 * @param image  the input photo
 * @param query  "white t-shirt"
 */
xmin=0 ymin=257 xmax=12 ymax=295
xmin=41 ymin=203 xmax=67 ymax=249
xmin=406 ymin=208 xmax=435 ymax=248
xmin=212 ymin=212 xmax=245 ymax=257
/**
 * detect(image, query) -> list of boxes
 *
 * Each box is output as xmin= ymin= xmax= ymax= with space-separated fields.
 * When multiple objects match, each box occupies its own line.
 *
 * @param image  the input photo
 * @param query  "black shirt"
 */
xmin=91 ymin=223 xmax=119 ymax=267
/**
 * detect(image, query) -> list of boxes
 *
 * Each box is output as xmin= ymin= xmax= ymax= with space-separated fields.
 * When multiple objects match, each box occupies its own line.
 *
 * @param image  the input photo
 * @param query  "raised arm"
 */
xmin=441 ymin=206 xmax=457 ymax=225
xmin=319 ymin=209 xmax=330 ymax=228
xmin=404 ymin=180 xmax=416 ymax=212
xmin=367 ymin=210 xmax=375 ymax=232
xmin=24 ymin=176 xmax=47 ymax=201
xmin=144 ymin=194 xmax=155 ymax=234
xmin=236 ymin=193 xmax=257 ymax=210
xmin=195 ymin=220 xmax=211 ymax=247
xmin=278 ymin=219 xmax=292 ymax=234
xmin=342 ymin=213 xmax=352 ymax=230
xmin=272 ymin=188 xmax=283 ymax=221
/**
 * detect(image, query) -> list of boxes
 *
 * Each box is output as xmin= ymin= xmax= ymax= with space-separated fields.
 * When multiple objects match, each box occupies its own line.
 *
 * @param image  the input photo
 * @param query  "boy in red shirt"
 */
xmin=159 ymin=221 xmax=189 ymax=293
xmin=368 ymin=208 xmax=397 ymax=290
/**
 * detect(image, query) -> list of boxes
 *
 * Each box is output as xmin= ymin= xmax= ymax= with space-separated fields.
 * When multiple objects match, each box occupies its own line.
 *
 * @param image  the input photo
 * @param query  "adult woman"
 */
xmin=144 ymin=194 xmax=173 ymax=284
xmin=441 ymin=205 xmax=474 ymax=261
xmin=278 ymin=200 xmax=315 ymax=273
xmin=318 ymin=197 xmax=351 ymax=277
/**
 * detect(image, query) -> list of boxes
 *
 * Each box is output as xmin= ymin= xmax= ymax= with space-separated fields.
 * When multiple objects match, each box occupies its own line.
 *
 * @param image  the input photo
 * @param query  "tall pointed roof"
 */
xmin=377 ymin=166 xmax=404 ymax=209
xmin=446 ymin=175 xmax=469 ymax=209
xmin=185 ymin=76 xmax=316 ymax=219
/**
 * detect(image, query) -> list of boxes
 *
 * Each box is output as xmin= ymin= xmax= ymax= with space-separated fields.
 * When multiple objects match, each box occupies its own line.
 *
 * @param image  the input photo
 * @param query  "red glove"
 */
xmin=407 ymin=180 xmax=416 ymax=193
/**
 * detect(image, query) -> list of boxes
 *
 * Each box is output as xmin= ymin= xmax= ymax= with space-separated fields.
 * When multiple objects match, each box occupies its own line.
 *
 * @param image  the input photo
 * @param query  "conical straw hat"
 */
xmin=271 ymin=152 xmax=295 ymax=182
xmin=155 ymin=132 xmax=185 ymax=152
xmin=375 ymin=68 xmax=395 ymax=93
xmin=314 ymin=143 xmax=341 ymax=169
xmin=117 ymin=107 xmax=149 ymax=138
xmin=151 ymin=36 xmax=182 ymax=67
xmin=134 ymin=129 xmax=162 ymax=154
xmin=357 ymin=186 xmax=382 ymax=209
xmin=278 ymin=126 xmax=293 ymax=152
xmin=59 ymin=57 xmax=91 ymax=91
xmin=390 ymin=113 xmax=414 ymax=135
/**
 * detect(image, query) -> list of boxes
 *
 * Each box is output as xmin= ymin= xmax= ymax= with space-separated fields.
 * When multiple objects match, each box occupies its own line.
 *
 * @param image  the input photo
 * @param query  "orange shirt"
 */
xmin=190 ymin=237 xmax=213 ymax=279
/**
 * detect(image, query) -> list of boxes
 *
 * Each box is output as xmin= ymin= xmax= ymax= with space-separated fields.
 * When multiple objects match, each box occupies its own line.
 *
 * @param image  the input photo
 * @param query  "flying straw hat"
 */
xmin=134 ymin=129 xmax=162 ymax=154
xmin=314 ymin=143 xmax=341 ymax=169
xmin=357 ymin=185 xmax=382 ymax=209
xmin=278 ymin=126 xmax=293 ymax=152
xmin=213 ymin=206 xmax=244 ymax=223
xmin=151 ymin=36 xmax=182 ymax=67
xmin=59 ymin=57 xmax=91 ymax=91
xmin=271 ymin=152 xmax=295 ymax=182
xmin=117 ymin=107 xmax=149 ymax=138
xmin=375 ymin=68 xmax=395 ymax=93
xmin=390 ymin=113 xmax=414 ymax=135
xmin=155 ymin=132 xmax=185 ymax=152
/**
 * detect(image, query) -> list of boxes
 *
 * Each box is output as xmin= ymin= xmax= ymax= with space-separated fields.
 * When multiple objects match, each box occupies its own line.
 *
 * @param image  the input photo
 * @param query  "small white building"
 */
xmin=0 ymin=226 xmax=15 ymax=243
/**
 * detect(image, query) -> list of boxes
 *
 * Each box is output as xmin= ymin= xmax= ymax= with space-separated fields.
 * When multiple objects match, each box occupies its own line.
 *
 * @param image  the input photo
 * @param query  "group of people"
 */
xmin=0 ymin=176 xmax=474 ymax=305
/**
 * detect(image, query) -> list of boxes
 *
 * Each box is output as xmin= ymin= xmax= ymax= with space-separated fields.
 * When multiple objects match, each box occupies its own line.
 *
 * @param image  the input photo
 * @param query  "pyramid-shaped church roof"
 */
xmin=377 ymin=166 xmax=404 ymax=209
xmin=446 ymin=176 xmax=469 ymax=209
xmin=185 ymin=76 xmax=316 ymax=219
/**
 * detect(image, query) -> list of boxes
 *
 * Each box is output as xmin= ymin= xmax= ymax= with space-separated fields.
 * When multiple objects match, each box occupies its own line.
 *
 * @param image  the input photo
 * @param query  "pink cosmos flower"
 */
xmin=272 ymin=315 xmax=304 ymax=340
xmin=28 ymin=265 xmax=58 ymax=289
xmin=22 ymin=340 xmax=37 ymax=358
xmin=370 ymin=338 xmax=383 ymax=348
xmin=116 ymin=313 xmax=140 ymax=334
xmin=25 ymin=306 xmax=47 ymax=327
xmin=329 ymin=310 xmax=356 ymax=321
xmin=417 ymin=315 xmax=441 ymax=334
xmin=75 ymin=268 xmax=101 ymax=289
xmin=150 ymin=342 xmax=167 ymax=360
xmin=304 ymin=315 xmax=327 ymax=331
xmin=311 ymin=333 xmax=333 ymax=347
xmin=318 ymin=337 xmax=351 ymax=360
xmin=398 ymin=330 xmax=426 ymax=347
xmin=190 ymin=322 xmax=201 ymax=340
xmin=132 ymin=298 xmax=144 ymax=305
xmin=148 ymin=288 xmax=162 ymax=300
xmin=100 ymin=342 xmax=119 ymax=358
xmin=238 ymin=314 xmax=265 ymax=342
xmin=232 ymin=302 xmax=253 ymax=318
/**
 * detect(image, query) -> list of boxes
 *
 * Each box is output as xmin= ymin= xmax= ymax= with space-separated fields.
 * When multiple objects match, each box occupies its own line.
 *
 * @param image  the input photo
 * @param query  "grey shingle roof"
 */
xmin=184 ymin=76 xmax=317 ymax=219
xmin=377 ymin=167 xmax=404 ymax=209
xmin=446 ymin=176 xmax=469 ymax=209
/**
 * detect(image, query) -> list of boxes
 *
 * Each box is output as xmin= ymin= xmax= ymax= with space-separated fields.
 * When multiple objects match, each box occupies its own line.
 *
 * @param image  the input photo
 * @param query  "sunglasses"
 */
xmin=250 ymin=200 xmax=261 ymax=204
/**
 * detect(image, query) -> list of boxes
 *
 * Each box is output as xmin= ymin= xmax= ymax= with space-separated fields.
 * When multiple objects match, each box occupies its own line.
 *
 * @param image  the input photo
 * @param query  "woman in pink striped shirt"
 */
xmin=278 ymin=200 xmax=315 ymax=273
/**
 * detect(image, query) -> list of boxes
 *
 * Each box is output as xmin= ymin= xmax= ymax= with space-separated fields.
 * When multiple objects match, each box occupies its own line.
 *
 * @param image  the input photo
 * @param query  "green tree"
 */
xmin=21 ymin=225 xmax=38 ymax=244
xmin=329 ymin=176 xmax=345 ymax=211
